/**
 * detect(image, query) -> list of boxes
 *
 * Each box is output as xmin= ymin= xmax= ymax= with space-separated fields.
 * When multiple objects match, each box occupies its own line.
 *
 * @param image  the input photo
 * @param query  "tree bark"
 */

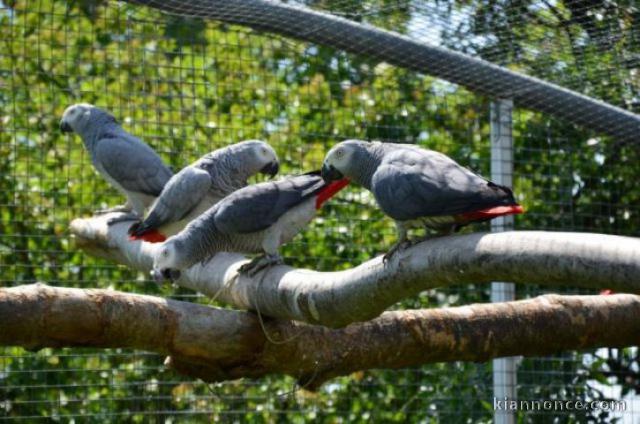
xmin=70 ymin=214 xmax=640 ymax=328
xmin=2 ymin=284 xmax=640 ymax=389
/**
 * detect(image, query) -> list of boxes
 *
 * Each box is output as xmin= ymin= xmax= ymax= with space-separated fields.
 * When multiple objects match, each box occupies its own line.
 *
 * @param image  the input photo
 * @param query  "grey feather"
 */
xmin=94 ymin=132 xmax=172 ymax=197
xmin=214 ymin=173 xmax=325 ymax=234
xmin=372 ymin=146 xmax=516 ymax=220
xmin=131 ymin=167 xmax=212 ymax=235
xmin=158 ymin=172 xmax=327 ymax=271
xmin=130 ymin=140 xmax=278 ymax=235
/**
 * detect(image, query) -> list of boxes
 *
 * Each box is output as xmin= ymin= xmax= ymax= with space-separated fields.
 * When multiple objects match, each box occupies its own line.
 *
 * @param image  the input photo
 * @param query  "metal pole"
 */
xmin=491 ymin=99 xmax=516 ymax=424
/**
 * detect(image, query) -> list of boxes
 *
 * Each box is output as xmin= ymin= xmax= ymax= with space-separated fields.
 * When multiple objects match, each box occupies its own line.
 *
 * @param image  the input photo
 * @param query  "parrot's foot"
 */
xmin=382 ymin=240 xmax=412 ymax=265
xmin=239 ymin=254 xmax=283 ymax=277
xmin=106 ymin=212 xmax=140 ymax=226
xmin=95 ymin=204 xmax=132 ymax=215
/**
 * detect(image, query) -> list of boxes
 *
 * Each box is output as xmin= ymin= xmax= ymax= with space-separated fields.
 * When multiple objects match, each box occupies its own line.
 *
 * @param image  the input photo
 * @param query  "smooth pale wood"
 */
xmin=71 ymin=214 xmax=640 ymax=327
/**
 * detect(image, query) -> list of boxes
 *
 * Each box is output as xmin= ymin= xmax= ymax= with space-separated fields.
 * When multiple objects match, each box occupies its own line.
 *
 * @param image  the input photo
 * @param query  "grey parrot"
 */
xmin=151 ymin=171 xmax=349 ymax=281
xmin=60 ymin=103 xmax=173 ymax=222
xmin=128 ymin=140 xmax=279 ymax=243
xmin=321 ymin=140 xmax=523 ymax=261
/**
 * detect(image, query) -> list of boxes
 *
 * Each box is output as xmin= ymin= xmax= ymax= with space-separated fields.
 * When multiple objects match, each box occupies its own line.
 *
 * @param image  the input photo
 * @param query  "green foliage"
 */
xmin=1 ymin=0 xmax=637 ymax=421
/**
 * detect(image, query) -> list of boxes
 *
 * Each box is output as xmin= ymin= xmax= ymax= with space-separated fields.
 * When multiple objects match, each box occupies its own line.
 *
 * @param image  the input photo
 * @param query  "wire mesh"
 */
xmin=1 ymin=0 xmax=639 ymax=421
xmin=123 ymin=0 xmax=640 ymax=144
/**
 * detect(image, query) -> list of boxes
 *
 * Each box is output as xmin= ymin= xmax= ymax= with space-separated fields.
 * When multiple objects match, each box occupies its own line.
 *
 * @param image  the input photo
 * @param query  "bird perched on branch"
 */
xmin=60 ymin=103 xmax=173 ymax=224
xmin=128 ymin=140 xmax=279 ymax=243
xmin=321 ymin=140 xmax=523 ymax=262
xmin=152 ymin=171 xmax=349 ymax=282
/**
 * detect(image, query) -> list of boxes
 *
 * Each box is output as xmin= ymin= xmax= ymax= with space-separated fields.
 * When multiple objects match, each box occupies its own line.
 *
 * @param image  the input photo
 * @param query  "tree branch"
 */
xmin=70 ymin=214 xmax=640 ymax=327
xmin=2 ymin=284 xmax=640 ymax=389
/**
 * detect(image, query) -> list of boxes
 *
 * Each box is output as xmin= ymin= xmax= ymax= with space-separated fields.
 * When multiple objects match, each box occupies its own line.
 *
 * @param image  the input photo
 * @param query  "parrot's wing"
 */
xmin=214 ymin=174 xmax=324 ymax=234
xmin=139 ymin=166 xmax=212 ymax=228
xmin=94 ymin=134 xmax=172 ymax=196
xmin=372 ymin=148 xmax=515 ymax=221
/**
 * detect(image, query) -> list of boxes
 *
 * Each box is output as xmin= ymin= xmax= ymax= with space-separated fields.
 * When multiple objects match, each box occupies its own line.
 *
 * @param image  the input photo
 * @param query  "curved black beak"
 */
xmin=151 ymin=268 xmax=181 ymax=283
xmin=260 ymin=161 xmax=279 ymax=178
xmin=166 ymin=268 xmax=181 ymax=281
xmin=59 ymin=121 xmax=73 ymax=133
xmin=321 ymin=163 xmax=344 ymax=182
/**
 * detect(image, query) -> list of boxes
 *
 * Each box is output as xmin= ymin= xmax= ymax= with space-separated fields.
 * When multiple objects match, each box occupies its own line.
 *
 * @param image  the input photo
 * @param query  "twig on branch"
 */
xmin=2 ymin=284 xmax=640 ymax=389
xmin=70 ymin=214 xmax=640 ymax=327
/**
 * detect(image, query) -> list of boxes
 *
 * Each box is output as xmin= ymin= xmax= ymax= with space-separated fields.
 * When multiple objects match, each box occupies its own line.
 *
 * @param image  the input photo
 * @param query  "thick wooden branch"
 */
xmin=70 ymin=214 xmax=640 ymax=327
xmin=2 ymin=284 xmax=640 ymax=389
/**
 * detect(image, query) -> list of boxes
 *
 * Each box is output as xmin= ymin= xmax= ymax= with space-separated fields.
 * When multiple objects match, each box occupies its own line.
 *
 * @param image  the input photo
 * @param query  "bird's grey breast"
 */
xmin=370 ymin=148 xmax=445 ymax=221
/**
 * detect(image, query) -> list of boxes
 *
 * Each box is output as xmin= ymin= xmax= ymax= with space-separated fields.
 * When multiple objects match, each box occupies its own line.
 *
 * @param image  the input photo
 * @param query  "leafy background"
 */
xmin=1 ymin=0 xmax=639 ymax=421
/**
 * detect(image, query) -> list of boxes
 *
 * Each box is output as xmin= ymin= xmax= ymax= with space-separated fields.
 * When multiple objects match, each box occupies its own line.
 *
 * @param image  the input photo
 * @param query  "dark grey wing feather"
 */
xmin=372 ymin=148 xmax=515 ymax=221
xmin=136 ymin=166 xmax=211 ymax=231
xmin=94 ymin=133 xmax=172 ymax=196
xmin=214 ymin=174 xmax=324 ymax=234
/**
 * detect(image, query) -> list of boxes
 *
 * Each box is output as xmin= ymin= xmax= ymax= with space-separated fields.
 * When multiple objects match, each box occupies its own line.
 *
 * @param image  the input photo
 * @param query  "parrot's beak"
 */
xmin=151 ymin=268 xmax=181 ymax=283
xmin=167 ymin=269 xmax=181 ymax=281
xmin=261 ymin=161 xmax=279 ymax=178
xmin=321 ymin=163 xmax=343 ymax=182
xmin=151 ymin=268 xmax=164 ymax=283
xmin=59 ymin=120 xmax=73 ymax=133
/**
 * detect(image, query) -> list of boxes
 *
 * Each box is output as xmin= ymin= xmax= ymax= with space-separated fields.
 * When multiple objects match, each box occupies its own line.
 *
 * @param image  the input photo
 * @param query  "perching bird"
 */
xmin=151 ymin=171 xmax=349 ymax=282
xmin=60 ymin=103 xmax=172 ymax=223
xmin=321 ymin=140 xmax=523 ymax=261
xmin=128 ymin=140 xmax=279 ymax=243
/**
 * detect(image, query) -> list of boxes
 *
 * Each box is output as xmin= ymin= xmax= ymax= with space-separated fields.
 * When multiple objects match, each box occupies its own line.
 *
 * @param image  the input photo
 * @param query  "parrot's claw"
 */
xmin=105 ymin=212 xmax=140 ymax=226
xmin=239 ymin=254 xmax=283 ymax=277
xmin=382 ymin=240 xmax=412 ymax=265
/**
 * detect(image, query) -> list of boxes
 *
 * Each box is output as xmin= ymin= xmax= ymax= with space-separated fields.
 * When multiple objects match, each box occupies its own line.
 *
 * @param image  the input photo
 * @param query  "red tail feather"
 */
xmin=316 ymin=178 xmax=350 ymax=209
xmin=459 ymin=204 xmax=524 ymax=222
xmin=129 ymin=230 xmax=167 ymax=243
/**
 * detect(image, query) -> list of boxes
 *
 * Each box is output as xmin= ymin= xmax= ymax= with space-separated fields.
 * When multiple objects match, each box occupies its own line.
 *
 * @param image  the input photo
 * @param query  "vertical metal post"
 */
xmin=490 ymin=99 xmax=516 ymax=424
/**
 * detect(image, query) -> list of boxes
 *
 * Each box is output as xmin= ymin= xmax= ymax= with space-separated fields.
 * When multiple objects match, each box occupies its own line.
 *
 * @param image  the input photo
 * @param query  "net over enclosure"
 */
xmin=2 ymin=0 xmax=639 ymax=422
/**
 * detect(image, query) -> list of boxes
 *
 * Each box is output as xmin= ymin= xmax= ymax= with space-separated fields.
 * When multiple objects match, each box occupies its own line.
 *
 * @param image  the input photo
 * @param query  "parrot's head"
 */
xmin=242 ymin=140 xmax=280 ymax=178
xmin=151 ymin=238 xmax=187 ymax=283
xmin=322 ymin=140 xmax=368 ymax=183
xmin=60 ymin=103 xmax=116 ymax=134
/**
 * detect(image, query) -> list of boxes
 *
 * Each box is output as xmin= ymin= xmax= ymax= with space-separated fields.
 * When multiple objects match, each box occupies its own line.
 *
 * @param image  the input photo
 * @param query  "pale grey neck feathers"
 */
xmin=198 ymin=145 xmax=262 ymax=197
xmin=350 ymin=143 xmax=385 ymax=190
xmin=78 ymin=114 xmax=120 ymax=151
xmin=172 ymin=208 xmax=225 ymax=268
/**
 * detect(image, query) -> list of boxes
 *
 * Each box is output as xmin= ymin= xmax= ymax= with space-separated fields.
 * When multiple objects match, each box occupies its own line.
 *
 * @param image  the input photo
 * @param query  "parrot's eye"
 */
xmin=162 ymin=249 xmax=169 ymax=258
xmin=335 ymin=149 xmax=344 ymax=158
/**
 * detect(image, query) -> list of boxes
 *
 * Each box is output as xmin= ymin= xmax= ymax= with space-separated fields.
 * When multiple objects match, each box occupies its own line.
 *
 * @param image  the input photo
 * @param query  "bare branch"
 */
xmin=2 ymin=284 xmax=640 ymax=389
xmin=71 ymin=214 xmax=640 ymax=327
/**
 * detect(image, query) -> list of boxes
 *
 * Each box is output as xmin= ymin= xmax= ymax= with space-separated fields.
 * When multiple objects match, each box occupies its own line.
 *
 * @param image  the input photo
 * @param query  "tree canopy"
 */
xmin=1 ymin=0 xmax=638 ymax=421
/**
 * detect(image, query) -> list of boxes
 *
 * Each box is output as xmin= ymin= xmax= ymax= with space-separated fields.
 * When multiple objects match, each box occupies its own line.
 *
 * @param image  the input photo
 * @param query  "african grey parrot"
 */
xmin=128 ymin=140 xmax=279 ymax=243
xmin=60 ymin=103 xmax=172 ymax=222
xmin=321 ymin=140 xmax=523 ymax=261
xmin=151 ymin=171 xmax=349 ymax=281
